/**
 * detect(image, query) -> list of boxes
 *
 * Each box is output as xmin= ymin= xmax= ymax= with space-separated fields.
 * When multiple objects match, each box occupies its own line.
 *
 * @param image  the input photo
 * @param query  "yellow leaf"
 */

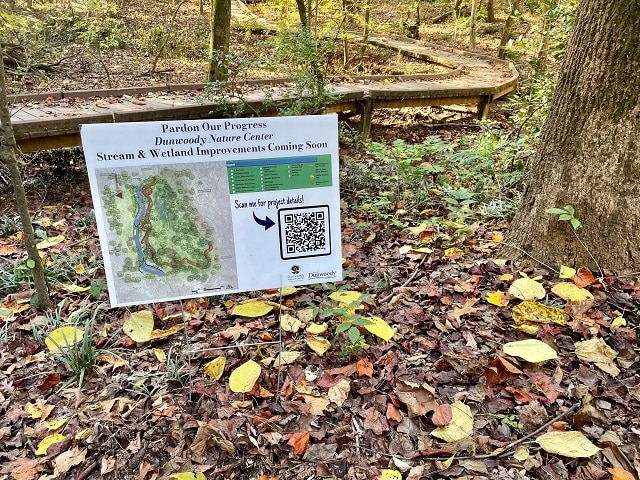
xmin=229 ymin=360 xmax=261 ymax=393
xmin=59 ymin=284 xmax=91 ymax=293
xmin=435 ymin=455 xmax=455 ymax=470
xmin=279 ymin=286 xmax=299 ymax=296
xmin=411 ymin=247 xmax=433 ymax=254
xmin=306 ymin=322 xmax=328 ymax=334
xmin=74 ymin=263 xmax=86 ymax=274
xmin=574 ymin=338 xmax=619 ymax=376
xmin=35 ymin=433 xmax=66 ymax=455
xmin=305 ymin=336 xmax=331 ymax=355
xmin=492 ymin=233 xmax=503 ymax=242
xmin=45 ymin=326 xmax=85 ymax=353
xmin=536 ymin=431 xmax=600 ymax=458
xmin=551 ymin=282 xmax=594 ymax=303
xmin=152 ymin=348 xmax=167 ymax=363
xmin=398 ymin=245 xmax=412 ymax=255
xmin=149 ymin=325 xmax=180 ymax=340
xmin=431 ymin=401 xmax=473 ymax=442
xmin=444 ymin=247 xmax=464 ymax=259
xmin=407 ymin=223 xmax=428 ymax=235
xmin=559 ymin=265 xmax=576 ymax=279
xmin=486 ymin=290 xmax=510 ymax=307
xmin=204 ymin=357 xmax=226 ymax=381
xmin=512 ymin=300 xmax=569 ymax=334
xmin=500 ymin=273 xmax=513 ymax=281
xmin=503 ymin=339 xmax=558 ymax=363
xmin=328 ymin=290 xmax=362 ymax=305
xmin=170 ymin=473 xmax=206 ymax=480
xmin=363 ymin=316 xmax=395 ymax=341
xmin=611 ymin=315 xmax=626 ymax=329
xmin=26 ymin=403 xmax=44 ymax=419
xmin=46 ymin=418 xmax=69 ymax=431
xmin=280 ymin=314 xmax=302 ymax=333
xmin=274 ymin=350 xmax=301 ymax=366
xmin=36 ymin=234 xmax=65 ymax=250
xmin=232 ymin=301 xmax=273 ymax=317
xmin=380 ymin=469 xmax=402 ymax=480
xmin=513 ymin=446 xmax=529 ymax=461
xmin=509 ymin=277 xmax=546 ymax=301
xmin=123 ymin=310 xmax=154 ymax=343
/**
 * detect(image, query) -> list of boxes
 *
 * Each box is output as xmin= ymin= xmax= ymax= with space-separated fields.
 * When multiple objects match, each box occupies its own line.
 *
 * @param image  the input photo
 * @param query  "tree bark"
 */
xmin=486 ymin=0 xmax=495 ymax=22
xmin=0 ymin=45 xmax=52 ymax=310
xmin=497 ymin=0 xmax=520 ymax=59
xmin=207 ymin=0 xmax=231 ymax=82
xmin=469 ymin=0 xmax=479 ymax=50
xmin=501 ymin=0 xmax=640 ymax=274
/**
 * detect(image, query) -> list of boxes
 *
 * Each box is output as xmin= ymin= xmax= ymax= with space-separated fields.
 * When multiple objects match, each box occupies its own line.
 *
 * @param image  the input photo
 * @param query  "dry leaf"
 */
xmin=363 ymin=316 xmax=395 ymax=341
xmin=305 ymin=336 xmax=331 ymax=355
xmin=432 ymin=404 xmax=453 ymax=427
xmin=280 ymin=314 xmax=301 ymax=333
xmin=327 ymin=378 xmax=351 ymax=406
xmin=559 ymin=265 xmax=577 ymax=279
xmin=170 ymin=473 xmax=206 ymax=480
xmin=551 ymin=282 xmax=594 ymax=303
xmin=574 ymin=338 xmax=619 ymax=376
xmin=273 ymin=350 xmax=302 ymax=366
xmin=431 ymin=401 xmax=474 ymax=442
xmin=123 ymin=310 xmax=154 ymax=343
xmin=503 ymin=339 xmax=558 ymax=363
xmin=204 ymin=357 xmax=226 ymax=381
xmin=35 ymin=433 xmax=66 ymax=455
xmin=573 ymin=267 xmax=596 ymax=287
xmin=229 ymin=360 xmax=261 ymax=393
xmin=536 ymin=431 xmax=600 ymax=458
xmin=0 ymin=458 xmax=39 ymax=480
xmin=486 ymin=290 xmax=510 ymax=307
xmin=356 ymin=358 xmax=373 ymax=377
xmin=509 ymin=276 xmax=546 ymax=301
xmin=608 ymin=468 xmax=636 ymax=480
xmin=232 ymin=301 xmax=273 ymax=317
xmin=189 ymin=424 xmax=236 ymax=457
xmin=53 ymin=447 xmax=86 ymax=476
xmin=301 ymin=394 xmax=330 ymax=415
xmin=512 ymin=300 xmax=568 ymax=334
xmin=306 ymin=322 xmax=328 ymax=334
xmin=36 ymin=234 xmax=65 ymax=249
xmin=221 ymin=322 xmax=249 ymax=341
xmin=394 ymin=380 xmax=438 ymax=417
xmin=288 ymin=432 xmax=310 ymax=456
xmin=45 ymin=326 xmax=84 ymax=353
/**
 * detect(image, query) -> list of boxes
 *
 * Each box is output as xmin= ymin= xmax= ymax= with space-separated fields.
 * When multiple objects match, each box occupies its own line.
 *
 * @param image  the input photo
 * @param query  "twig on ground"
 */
xmin=500 ymin=242 xmax=559 ymax=274
xmin=379 ymin=253 xmax=428 ymax=304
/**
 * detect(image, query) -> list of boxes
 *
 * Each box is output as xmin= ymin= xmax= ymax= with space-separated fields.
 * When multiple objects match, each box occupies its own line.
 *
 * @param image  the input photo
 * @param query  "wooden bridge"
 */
xmin=8 ymin=34 xmax=518 ymax=153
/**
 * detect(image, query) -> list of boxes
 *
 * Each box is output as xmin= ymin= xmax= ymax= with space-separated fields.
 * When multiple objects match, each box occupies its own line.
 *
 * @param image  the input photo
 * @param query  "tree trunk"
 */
xmin=497 ymin=0 xmax=520 ymax=59
xmin=501 ymin=0 xmax=640 ymax=274
xmin=0 ymin=46 xmax=52 ymax=310
xmin=486 ymin=0 xmax=495 ymax=22
xmin=469 ymin=0 xmax=479 ymax=50
xmin=295 ymin=0 xmax=308 ymax=26
xmin=207 ymin=0 xmax=231 ymax=82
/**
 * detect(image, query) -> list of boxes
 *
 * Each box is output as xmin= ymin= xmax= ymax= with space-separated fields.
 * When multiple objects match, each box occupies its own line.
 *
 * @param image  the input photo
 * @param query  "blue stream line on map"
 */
xmin=133 ymin=185 xmax=167 ymax=277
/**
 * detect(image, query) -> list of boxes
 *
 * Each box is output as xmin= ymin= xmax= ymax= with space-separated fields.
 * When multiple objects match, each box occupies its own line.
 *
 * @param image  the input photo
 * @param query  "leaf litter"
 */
xmin=2 ymin=132 xmax=640 ymax=480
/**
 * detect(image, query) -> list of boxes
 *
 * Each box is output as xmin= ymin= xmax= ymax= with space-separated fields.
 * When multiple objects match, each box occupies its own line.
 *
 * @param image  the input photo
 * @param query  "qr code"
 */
xmin=278 ymin=205 xmax=331 ymax=260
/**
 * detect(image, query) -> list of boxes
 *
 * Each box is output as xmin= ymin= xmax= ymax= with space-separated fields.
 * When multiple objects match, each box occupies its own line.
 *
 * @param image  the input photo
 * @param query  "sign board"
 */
xmin=81 ymin=115 xmax=342 ymax=307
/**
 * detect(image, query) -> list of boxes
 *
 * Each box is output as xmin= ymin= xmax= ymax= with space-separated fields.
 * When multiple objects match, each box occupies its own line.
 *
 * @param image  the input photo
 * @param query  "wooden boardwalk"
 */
xmin=8 ymin=34 xmax=517 ymax=152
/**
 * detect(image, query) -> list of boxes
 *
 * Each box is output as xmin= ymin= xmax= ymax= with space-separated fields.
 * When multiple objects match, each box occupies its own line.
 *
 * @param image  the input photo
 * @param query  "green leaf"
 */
xmin=26 ymin=259 xmax=36 ymax=268
xmin=570 ymin=218 xmax=582 ymax=229
xmin=347 ymin=327 xmax=361 ymax=344
xmin=545 ymin=208 xmax=567 ymax=215
xmin=564 ymin=205 xmax=575 ymax=215
xmin=335 ymin=322 xmax=351 ymax=334
xmin=558 ymin=214 xmax=572 ymax=221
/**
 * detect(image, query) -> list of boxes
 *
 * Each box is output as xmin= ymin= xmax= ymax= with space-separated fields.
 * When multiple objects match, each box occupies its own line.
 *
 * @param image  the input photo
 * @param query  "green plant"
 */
xmin=546 ymin=205 xmax=581 ymax=230
xmin=45 ymin=304 xmax=120 ymax=387
xmin=491 ymin=413 xmax=523 ymax=430
xmin=0 ymin=214 xmax=21 ymax=236
xmin=165 ymin=346 xmax=187 ymax=385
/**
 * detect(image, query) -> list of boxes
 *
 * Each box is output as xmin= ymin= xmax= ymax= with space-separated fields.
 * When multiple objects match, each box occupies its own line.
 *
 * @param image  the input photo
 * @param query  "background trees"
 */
xmin=502 ymin=0 xmax=640 ymax=273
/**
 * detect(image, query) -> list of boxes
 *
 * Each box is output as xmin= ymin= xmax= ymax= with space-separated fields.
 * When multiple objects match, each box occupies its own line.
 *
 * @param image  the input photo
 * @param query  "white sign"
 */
xmin=81 ymin=115 xmax=342 ymax=307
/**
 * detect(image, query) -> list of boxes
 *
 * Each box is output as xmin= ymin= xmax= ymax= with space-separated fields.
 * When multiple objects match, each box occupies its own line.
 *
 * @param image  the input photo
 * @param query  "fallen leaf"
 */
xmin=503 ymin=339 xmax=558 ymax=363
xmin=431 ymin=401 xmax=473 ymax=442
xmin=444 ymin=247 xmax=464 ymax=259
xmin=170 ymin=473 xmax=206 ymax=480
xmin=0 ymin=457 xmax=39 ymax=480
xmin=301 ymin=394 xmax=330 ymax=415
xmin=448 ymin=298 xmax=480 ymax=322
xmin=305 ymin=336 xmax=331 ymax=355
xmin=288 ymin=432 xmax=310 ymax=456
xmin=35 ymin=433 xmax=66 ymax=455
xmin=551 ymin=282 xmax=594 ymax=303
xmin=204 ymin=357 xmax=226 ymax=381
xmin=513 ymin=446 xmax=529 ymax=461
xmin=394 ymin=380 xmax=438 ymax=417
xmin=123 ymin=310 xmax=154 ymax=343
xmin=36 ymin=234 xmax=65 ymax=249
xmin=512 ymin=301 xmax=568 ymax=334
xmin=232 ymin=301 xmax=273 ymax=317
xmin=306 ymin=322 xmax=328 ymax=334
xmin=327 ymin=378 xmax=351 ymax=406
xmin=608 ymin=468 xmax=635 ymax=480
xmin=329 ymin=290 xmax=362 ymax=305
xmin=356 ymin=358 xmax=373 ymax=377
xmin=379 ymin=469 xmax=402 ymax=480
xmin=149 ymin=325 xmax=181 ymax=340
xmin=432 ymin=403 xmax=453 ymax=427
xmin=37 ymin=372 xmax=61 ymax=391
xmin=45 ymin=418 xmax=69 ymax=431
xmin=486 ymin=290 xmax=510 ymax=307
xmin=280 ymin=314 xmax=301 ymax=333
xmin=152 ymin=348 xmax=166 ymax=363
xmin=536 ymin=431 xmax=600 ymax=458
xmin=273 ymin=350 xmax=301 ymax=366
xmin=573 ymin=267 xmax=596 ymax=287
xmin=363 ymin=406 xmax=390 ymax=435
xmin=363 ymin=316 xmax=395 ymax=341
xmin=45 ymin=326 xmax=84 ymax=353
xmin=53 ymin=446 xmax=86 ymax=476
xmin=190 ymin=424 xmax=235 ymax=457
xmin=559 ymin=265 xmax=577 ymax=279
xmin=221 ymin=322 xmax=249 ymax=341
xmin=229 ymin=360 xmax=261 ymax=393
xmin=574 ymin=338 xmax=619 ymax=376
xmin=509 ymin=276 xmax=546 ymax=301
xmin=59 ymin=284 xmax=91 ymax=293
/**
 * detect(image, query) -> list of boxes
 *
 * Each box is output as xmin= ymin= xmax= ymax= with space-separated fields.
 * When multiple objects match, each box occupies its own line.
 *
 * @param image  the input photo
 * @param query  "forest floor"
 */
xmin=1 ymin=1 xmax=640 ymax=480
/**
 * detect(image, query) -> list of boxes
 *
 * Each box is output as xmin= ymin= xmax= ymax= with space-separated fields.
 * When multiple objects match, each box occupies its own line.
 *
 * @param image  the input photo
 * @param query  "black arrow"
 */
xmin=253 ymin=212 xmax=275 ymax=230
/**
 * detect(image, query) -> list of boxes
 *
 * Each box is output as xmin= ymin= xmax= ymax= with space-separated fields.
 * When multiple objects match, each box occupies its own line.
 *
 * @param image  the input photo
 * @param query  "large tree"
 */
xmin=208 ymin=0 xmax=231 ymax=81
xmin=502 ymin=1 xmax=640 ymax=273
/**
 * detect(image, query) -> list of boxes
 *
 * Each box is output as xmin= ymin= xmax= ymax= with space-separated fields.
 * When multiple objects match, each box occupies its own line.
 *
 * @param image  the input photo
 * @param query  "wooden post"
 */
xmin=357 ymin=98 xmax=374 ymax=141
xmin=477 ymin=95 xmax=492 ymax=119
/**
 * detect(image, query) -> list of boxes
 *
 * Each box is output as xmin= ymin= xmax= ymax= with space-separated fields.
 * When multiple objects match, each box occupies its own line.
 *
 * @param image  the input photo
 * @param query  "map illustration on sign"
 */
xmin=81 ymin=115 xmax=341 ymax=307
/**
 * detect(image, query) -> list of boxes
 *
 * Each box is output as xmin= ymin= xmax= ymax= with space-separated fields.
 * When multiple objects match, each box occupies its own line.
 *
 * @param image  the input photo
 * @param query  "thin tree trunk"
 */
xmin=208 ymin=0 xmax=231 ymax=81
xmin=486 ymin=0 xmax=495 ymax=22
xmin=0 ymin=46 xmax=52 ymax=310
xmin=469 ymin=0 xmax=479 ymax=50
xmin=498 ymin=0 xmax=520 ymax=59
xmin=295 ymin=0 xmax=308 ymax=26
xmin=501 ymin=1 xmax=640 ymax=273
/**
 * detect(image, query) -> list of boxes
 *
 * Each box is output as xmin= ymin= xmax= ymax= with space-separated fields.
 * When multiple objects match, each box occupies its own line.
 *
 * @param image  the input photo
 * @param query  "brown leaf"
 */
xmin=190 ymin=424 xmax=236 ymax=457
xmin=37 ymin=372 xmax=61 ymax=391
xmin=288 ymin=432 xmax=310 ymax=456
xmin=363 ymin=406 xmax=390 ymax=435
xmin=394 ymin=380 xmax=438 ymax=417
xmin=0 ymin=457 xmax=39 ymax=480
xmin=505 ymin=386 xmax=545 ymax=404
xmin=386 ymin=402 xmax=403 ymax=423
xmin=573 ymin=267 xmax=596 ymax=287
xmin=447 ymin=297 xmax=479 ymax=323
xmin=432 ymin=404 xmax=452 ymax=427
xmin=356 ymin=358 xmax=373 ymax=377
